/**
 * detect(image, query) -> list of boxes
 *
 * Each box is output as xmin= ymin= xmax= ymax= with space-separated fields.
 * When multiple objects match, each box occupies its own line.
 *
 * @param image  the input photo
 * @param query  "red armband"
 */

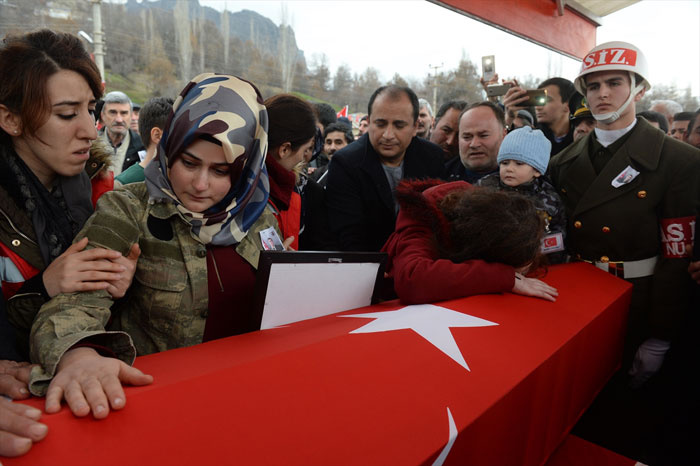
xmin=660 ymin=216 xmax=696 ymax=258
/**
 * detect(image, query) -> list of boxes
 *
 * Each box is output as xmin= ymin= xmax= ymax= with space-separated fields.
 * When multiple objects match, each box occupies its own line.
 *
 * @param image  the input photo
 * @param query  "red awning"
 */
xmin=432 ymin=0 xmax=639 ymax=60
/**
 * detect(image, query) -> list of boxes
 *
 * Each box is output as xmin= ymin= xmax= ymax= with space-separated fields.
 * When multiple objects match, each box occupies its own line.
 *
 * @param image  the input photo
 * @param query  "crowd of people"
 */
xmin=0 ymin=29 xmax=699 ymax=464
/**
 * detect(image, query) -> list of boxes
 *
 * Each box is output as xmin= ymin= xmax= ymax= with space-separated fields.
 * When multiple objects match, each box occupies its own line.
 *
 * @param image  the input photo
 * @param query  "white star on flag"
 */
xmin=341 ymin=304 xmax=498 ymax=371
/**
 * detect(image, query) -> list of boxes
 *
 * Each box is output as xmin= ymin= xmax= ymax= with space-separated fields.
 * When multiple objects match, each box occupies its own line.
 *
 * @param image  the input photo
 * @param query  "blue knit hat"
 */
xmin=497 ymin=126 xmax=551 ymax=175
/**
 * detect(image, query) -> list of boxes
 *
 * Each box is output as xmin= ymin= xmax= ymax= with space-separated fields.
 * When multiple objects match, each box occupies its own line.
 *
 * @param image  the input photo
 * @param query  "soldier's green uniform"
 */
xmin=28 ymin=73 xmax=276 ymax=396
xmin=28 ymin=182 xmax=279 ymax=395
xmin=550 ymin=117 xmax=700 ymax=361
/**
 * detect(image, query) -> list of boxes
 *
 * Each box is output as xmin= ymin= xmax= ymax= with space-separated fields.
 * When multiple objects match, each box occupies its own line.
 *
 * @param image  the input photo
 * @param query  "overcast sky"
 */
xmin=194 ymin=1 xmax=699 ymax=97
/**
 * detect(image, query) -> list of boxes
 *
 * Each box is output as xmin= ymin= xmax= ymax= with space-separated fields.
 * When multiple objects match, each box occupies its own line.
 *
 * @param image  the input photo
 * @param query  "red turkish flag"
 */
xmin=336 ymin=105 xmax=348 ymax=118
xmin=544 ymin=236 xmax=558 ymax=248
xmin=10 ymin=263 xmax=631 ymax=466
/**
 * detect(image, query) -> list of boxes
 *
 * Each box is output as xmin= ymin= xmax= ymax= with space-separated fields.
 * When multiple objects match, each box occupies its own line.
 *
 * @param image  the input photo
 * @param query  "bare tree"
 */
xmin=438 ymin=55 xmax=482 ymax=105
xmin=332 ymin=64 xmax=354 ymax=109
xmin=389 ymin=73 xmax=409 ymax=88
xmin=278 ymin=4 xmax=297 ymax=92
xmin=221 ymin=8 xmax=230 ymax=68
xmin=637 ymin=83 xmax=699 ymax=112
xmin=352 ymin=67 xmax=382 ymax=113
xmin=174 ymin=0 xmax=193 ymax=81
xmin=307 ymin=54 xmax=332 ymax=101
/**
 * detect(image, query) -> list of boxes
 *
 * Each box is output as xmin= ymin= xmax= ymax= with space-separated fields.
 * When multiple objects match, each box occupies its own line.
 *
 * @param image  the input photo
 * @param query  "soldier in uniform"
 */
xmin=550 ymin=42 xmax=700 ymax=459
xmin=28 ymin=73 xmax=282 ymax=420
xmin=550 ymin=41 xmax=700 ymax=383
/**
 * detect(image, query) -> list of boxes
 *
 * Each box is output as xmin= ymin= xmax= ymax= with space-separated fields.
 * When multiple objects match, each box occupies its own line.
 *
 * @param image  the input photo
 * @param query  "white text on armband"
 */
xmin=660 ymin=216 xmax=695 ymax=258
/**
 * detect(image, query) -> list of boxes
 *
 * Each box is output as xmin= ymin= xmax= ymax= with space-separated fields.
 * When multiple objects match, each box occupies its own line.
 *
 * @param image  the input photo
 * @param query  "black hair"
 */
xmin=434 ymin=100 xmax=469 ymax=125
xmin=323 ymin=122 xmax=354 ymax=144
xmin=538 ymin=77 xmax=577 ymax=104
xmin=138 ymin=97 xmax=174 ymax=148
xmin=313 ymin=103 xmax=337 ymax=128
xmin=0 ymin=29 xmax=102 ymax=143
xmin=673 ymin=111 xmax=694 ymax=122
xmin=95 ymin=99 xmax=105 ymax=124
xmin=637 ymin=110 xmax=669 ymax=134
xmin=266 ymin=94 xmax=318 ymax=151
xmin=684 ymin=110 xmax=700 ymax=136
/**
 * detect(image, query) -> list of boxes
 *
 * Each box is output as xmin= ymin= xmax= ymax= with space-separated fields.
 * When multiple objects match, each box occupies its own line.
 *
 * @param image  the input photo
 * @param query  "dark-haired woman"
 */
xmin=263 ymin=94 xmax=318 ymax=250
xmin=0 ymin=28 xmax=138 ymax=459
xmin=383 ymin=180 xmax=558 ymax=304
xmin=30 ymin=73 xmax=280 ymax=420
xmin=0 ymin=30 xmax=137 ymax=357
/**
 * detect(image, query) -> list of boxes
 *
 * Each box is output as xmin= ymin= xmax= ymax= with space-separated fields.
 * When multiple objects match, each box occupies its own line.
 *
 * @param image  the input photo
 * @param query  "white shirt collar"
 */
xmin=594 ymin=119 xmax=637 ymax=148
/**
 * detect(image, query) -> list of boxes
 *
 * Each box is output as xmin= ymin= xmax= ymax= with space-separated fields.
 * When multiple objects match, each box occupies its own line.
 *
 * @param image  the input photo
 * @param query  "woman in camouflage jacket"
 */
xmin=29 ymin=73 xmax=281 ymax=420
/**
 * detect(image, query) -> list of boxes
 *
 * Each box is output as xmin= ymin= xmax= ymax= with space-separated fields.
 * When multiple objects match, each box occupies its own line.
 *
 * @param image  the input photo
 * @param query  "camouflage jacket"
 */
xmin=29 ymin=182 xmax=280 ymax=395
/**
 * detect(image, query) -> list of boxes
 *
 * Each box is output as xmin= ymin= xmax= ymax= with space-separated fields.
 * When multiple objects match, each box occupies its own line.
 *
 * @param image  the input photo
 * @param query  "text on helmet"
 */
xmin=582 ymin=48 xmax=637 ymax=71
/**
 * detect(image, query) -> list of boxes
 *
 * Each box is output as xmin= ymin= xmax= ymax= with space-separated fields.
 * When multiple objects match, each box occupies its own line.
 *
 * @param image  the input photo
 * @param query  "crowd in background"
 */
xmin=0 ymin=29 xmax=699 ymax=465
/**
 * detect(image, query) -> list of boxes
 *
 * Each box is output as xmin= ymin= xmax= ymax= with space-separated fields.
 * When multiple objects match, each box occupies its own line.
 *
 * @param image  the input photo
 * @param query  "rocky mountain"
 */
xmin=123 ymin=0 xmax=305 ymax=67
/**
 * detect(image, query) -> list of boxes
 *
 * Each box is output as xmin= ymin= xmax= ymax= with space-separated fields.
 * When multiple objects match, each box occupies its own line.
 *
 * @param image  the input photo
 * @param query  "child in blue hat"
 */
xmin=478 ymin=126 xmax=567 ymax=264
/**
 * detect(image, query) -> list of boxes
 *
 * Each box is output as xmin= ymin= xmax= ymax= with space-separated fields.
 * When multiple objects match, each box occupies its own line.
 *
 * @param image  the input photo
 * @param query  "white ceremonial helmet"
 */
xmin=574 ymin=41 xmax=651 ymax=124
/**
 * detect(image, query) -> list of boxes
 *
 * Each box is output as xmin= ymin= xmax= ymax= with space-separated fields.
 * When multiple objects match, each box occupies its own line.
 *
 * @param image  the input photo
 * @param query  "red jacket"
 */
xmin=382 ymin=180 xmax=515 ymax=304
xmin=266 ymin=157 xmax=301 ymax=250
xmin=90 ymin=170 xmax=114 ymax=208
xmin=0 ymin=241 xmax=40 ymax=300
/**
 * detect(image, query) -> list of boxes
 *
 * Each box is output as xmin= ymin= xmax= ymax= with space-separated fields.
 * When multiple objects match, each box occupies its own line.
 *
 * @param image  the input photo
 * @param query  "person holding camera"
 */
xmin=503 ymin=77 xmax=579 ymax=155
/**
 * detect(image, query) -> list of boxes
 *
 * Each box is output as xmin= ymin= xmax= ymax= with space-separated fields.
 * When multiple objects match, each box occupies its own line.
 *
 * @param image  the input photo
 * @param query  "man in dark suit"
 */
xmin=325 ymin=85 xmax=446 ymax=252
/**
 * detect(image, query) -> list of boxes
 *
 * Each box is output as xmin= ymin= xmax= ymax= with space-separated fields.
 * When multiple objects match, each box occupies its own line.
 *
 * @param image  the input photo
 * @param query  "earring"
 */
xmin=14 ymin=130 xmax=18 ymax=134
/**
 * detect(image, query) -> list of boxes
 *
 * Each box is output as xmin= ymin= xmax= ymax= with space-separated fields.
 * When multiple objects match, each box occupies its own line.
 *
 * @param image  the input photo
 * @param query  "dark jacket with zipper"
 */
xmin=0 ymin=140 xmax=112 ymax=358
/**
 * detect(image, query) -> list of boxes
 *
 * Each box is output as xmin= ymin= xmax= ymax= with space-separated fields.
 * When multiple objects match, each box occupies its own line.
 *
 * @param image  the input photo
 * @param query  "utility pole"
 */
xmin=91 ymin=0 xmax=105 ymax=86
xmin=428 ymin=63 xmax=443 ymax=114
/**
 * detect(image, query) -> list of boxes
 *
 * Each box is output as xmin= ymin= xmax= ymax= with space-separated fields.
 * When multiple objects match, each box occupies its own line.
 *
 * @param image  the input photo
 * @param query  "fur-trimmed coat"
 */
xmin=382 ymin=180 xmax=515 ymax=304
xmin=85 ymin=138 xmax=115 ymax=207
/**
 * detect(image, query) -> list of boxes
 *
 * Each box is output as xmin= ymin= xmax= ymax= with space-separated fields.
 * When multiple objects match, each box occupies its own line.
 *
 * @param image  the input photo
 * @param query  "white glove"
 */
xmin=628 ymin=337 xmax=671 ymax=389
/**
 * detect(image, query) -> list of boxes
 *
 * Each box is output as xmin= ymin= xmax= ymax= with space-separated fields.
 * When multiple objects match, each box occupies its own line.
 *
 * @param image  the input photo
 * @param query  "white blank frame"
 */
xmin=260 ymin=262 xmax=381 ymax=329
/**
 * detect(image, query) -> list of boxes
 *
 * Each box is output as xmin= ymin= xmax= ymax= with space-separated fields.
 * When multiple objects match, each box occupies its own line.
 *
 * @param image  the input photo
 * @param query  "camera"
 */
xmin=482 ymin=55 xmax=495 ymax=81
xmin=524 ymin=89 xmax=548 ymax=107
xmin=486 ymin=83 xmax=513 ymax=97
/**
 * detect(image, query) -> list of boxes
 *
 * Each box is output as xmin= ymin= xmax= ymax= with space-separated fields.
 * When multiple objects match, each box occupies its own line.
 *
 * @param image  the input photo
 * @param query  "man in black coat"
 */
xmin=325 ymin=85 xmax=446 ymax=252
xmin=445 ymin=101 xmax=507 ymax=183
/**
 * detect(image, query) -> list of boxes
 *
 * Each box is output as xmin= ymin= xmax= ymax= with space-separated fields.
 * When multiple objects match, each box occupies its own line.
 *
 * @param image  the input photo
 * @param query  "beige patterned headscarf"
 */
xmin=145 ymin=73 xmax=269 ymax=245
